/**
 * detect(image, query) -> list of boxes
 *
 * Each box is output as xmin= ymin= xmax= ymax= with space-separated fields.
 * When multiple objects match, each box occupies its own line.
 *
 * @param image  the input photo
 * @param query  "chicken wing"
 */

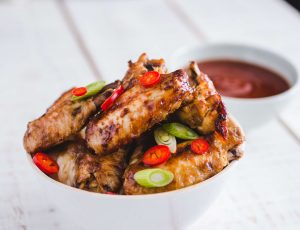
xmin=123 ymin=118 xmax=244 ymax=195
xmin=86 ymin=70 xmax=193 ymax=155
xmin=122 ymin=53 xmax=167 ymax=90
xmin=49 ymin=141 xmax=129 ymax=193
xmin=23 ymin=81 xmax=120 ymax=154
xmin=177 ymin=62 xmax=228 ymax=138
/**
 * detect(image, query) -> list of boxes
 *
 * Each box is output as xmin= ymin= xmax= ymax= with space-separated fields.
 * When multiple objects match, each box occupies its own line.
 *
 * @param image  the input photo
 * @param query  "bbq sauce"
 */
xmin=197 ymin=60 xmax=290 ymax=98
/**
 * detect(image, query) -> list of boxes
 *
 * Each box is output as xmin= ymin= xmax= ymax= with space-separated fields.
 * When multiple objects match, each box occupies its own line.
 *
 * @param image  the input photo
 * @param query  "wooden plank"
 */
xmin=0 ymin=1 xmax=94 ymax=229
xmin=280 ymin=100 xmax=300 ymax=142
xmin=64 ymin=0 xmax=199 ymax=82
xmin=171 ymin=0 xmax=300 ymax=140
xmin=56 ymin=0 xmax=103 ymax=79
xmin=171 ymin=0 xmax=300 ymax=54
xmin=190 ymin=119 xmax=300 ymax=230
xmin=169 ymin=1 xmax=300 ymax=227
xmin=1 ymin=0 xmax=300 ymax=229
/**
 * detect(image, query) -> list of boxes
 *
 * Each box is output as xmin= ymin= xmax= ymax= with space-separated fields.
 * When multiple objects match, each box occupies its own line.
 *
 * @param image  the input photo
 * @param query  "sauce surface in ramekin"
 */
xmin=197 ymin=60 xmax=290 ymax=98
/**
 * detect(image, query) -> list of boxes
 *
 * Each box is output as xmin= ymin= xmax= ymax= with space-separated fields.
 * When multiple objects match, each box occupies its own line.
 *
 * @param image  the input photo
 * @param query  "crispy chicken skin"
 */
xmin=122 ymin=53 xmax=167 ymax=90
xmin=24 ymin=53 xmax=245 ymax=196
xmin=77 ymin=148 xmax=128 ymax=193
xmin=49 ymin=141 xmax=129 ymax=193
xmin=86 ymin=70 xmax=193 ymax=155
xmin=23 ymin=81 xmax=120 ymax=154
xmin=177 ymin=62 xmax=228 ymax=138
xmin=123 ymin=118 xmax=244 ymax=195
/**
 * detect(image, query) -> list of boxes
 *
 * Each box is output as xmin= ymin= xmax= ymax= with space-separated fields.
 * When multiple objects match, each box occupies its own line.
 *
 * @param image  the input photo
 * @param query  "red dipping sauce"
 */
xmin=197 ymin=60 xmax=290 ymax=98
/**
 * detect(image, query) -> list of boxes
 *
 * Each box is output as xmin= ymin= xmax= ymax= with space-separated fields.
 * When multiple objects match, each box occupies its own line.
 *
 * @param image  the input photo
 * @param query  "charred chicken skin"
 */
xmin=49 ymin=140 xmax=128 ymax=193
xmin=122 ymin=53 xmax=167 ymax=90
xmin=24 ymin=53 xmax=245 ymax=196
xmin=123 ymin=118 xmax=244 ymax=195
xmin=24 ymin=81 xmax=120 ymax=154
xmin=177 ymin=62 xmax=228 ymax=138
xmin=86 ymin=70 xmax=193 ymax=155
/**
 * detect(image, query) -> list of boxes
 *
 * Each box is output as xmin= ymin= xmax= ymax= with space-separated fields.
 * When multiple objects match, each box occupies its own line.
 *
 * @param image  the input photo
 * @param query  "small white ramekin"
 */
xmin=170 ymin=43 xmax=299 ymax=133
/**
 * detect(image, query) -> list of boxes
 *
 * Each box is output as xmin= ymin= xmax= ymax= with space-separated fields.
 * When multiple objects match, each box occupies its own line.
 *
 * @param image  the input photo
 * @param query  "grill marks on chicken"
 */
xmin=86 ymin=70 xmax=193 ymax=155
xmin=23 ymin=81 xmax=120 ymax=154
xmin=123 ymin=118 xmax=244 ymax=195
xmin=49 ymin=141 xmax=129 ymax=193
xmin=77 ymin=148 xmax=129 ymax=193
xmin=177 ymin=62 xmax=228 ymax=138
xmin=23 ymin=53 xmax=245 ymax=195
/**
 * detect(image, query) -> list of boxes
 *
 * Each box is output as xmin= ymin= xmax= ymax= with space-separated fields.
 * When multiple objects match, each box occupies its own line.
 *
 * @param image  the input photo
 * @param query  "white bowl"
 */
xmin=170 ymin=43 xmax=299 ymax=133
xmin=26 ymin=128 xmax=244 ymax=230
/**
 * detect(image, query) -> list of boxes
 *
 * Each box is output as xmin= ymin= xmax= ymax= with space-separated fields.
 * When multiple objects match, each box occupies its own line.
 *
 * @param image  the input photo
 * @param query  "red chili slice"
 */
xmin=140 ymin=71 xmax=160 ymax=87
xmin=72 ymin=87 xmax=87 ymax=97
xmin=101 ymin=85 xmax=124 ymax=111
xmin=143 ymin=145 xmax=171 ymax=166
xmin=33 ymin=152 xmax=59 ymax=174
xmin=191 ymin=138 xmax=210 ymax=154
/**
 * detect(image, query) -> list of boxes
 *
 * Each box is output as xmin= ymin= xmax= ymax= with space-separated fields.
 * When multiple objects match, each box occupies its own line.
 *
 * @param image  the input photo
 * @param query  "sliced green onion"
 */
xmin=154 ymin=127 xmax=176 ymax=153
xmin=162 ymin=123 xmax=199 ymax=140
xmin=134 ymin=168 xmax=174 ymax=188
xmin=72 ymin=80 xmax=106 ymax=101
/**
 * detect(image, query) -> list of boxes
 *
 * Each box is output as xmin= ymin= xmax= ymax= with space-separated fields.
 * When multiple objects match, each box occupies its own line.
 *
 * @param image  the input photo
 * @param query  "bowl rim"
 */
xmin=26 ymin=117 xmax=245 ymax=200
xmin=26 ymin=153 xmax=240 ymax=200
xmin=170 ymin=42 xmax=300 ymax=103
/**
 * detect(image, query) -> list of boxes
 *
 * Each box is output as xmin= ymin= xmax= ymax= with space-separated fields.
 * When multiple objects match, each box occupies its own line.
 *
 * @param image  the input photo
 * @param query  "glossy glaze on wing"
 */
xmin=177 ymin=62 xmax=228 ymax=137
xmin=49 ymin=141 xmax=129 ymax=193
xmin=86 ymin=70 xmax=193 ymax=155
xmin=23 ymin=81 xmax=120 ymax=154
xmin=23 ymin=53 xmax=245 ymax=196
xmin=123 ymin=118 xmax=244 ymax=195
xmin=122 ymin=53 xmax=167 ymax=90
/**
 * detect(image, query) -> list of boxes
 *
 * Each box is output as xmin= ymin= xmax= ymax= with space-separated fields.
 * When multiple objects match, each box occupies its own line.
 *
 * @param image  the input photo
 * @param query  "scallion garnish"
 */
xmin=134 ymin=168 xmax=174 ymax=188
xmin=154 ymin=127 xmax=176 ymax=153
xmin=162 ymin=123 xmax=199 ymax=140
xmin=71 ymin=80 xmax=106 ymax=101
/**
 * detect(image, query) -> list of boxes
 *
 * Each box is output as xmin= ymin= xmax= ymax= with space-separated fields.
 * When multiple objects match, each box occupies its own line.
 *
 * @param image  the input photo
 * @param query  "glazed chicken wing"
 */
xmin=23 ymin=81 xmax=120 ymax=154
xmin=122 ymin=53 xmax=167 ymax=90
xmin=49 ymin=141 xmax=129 ymax=193
xmin=123 ymin=118 xmax=244 ymax=195
xmin=86 ymin=70 xmax=193 ymax=155
xmin=177 ymin=62 xmax=227 ymax=138
xmin=23 ymin=52 xmax=246 ymax=197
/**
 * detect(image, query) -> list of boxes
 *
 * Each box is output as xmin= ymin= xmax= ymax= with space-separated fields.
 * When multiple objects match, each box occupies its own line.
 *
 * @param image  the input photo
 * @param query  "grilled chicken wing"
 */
xmin=24 ymin=52 xmax=245 ymax=196
xmin=23 ymin=81 xmax=120 ymax=154
xmin=177 ymin=62 xmax=228 ymax=138
xmin=123 ymin=118 xmax=244 ymax=195
xmin=122 ymin=53 xmax=167 ymax=90
xmin=49 ymin=141 xmax=129 ymax=193
xmin=86 ymin=70 xmax=193 ymax=155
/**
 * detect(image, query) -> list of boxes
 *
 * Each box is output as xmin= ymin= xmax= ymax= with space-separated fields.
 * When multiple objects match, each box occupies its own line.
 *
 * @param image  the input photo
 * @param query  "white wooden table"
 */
xmin=1 ymin=0 xmax=300 ymax=229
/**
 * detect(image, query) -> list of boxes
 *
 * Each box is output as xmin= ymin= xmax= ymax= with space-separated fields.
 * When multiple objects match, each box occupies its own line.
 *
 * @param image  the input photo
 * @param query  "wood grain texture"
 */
xmin=64 ymin=0 xmax=199 ymax=81
xmin=1 ymin=0 xmax=300 ymax=229
xmin=173 ymin=0 xmax=300 ymax=140
xmin=0 ymin=1 xmax=93 ymax=229
xmin=189 ymin=120 xmax=300 ymax=230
